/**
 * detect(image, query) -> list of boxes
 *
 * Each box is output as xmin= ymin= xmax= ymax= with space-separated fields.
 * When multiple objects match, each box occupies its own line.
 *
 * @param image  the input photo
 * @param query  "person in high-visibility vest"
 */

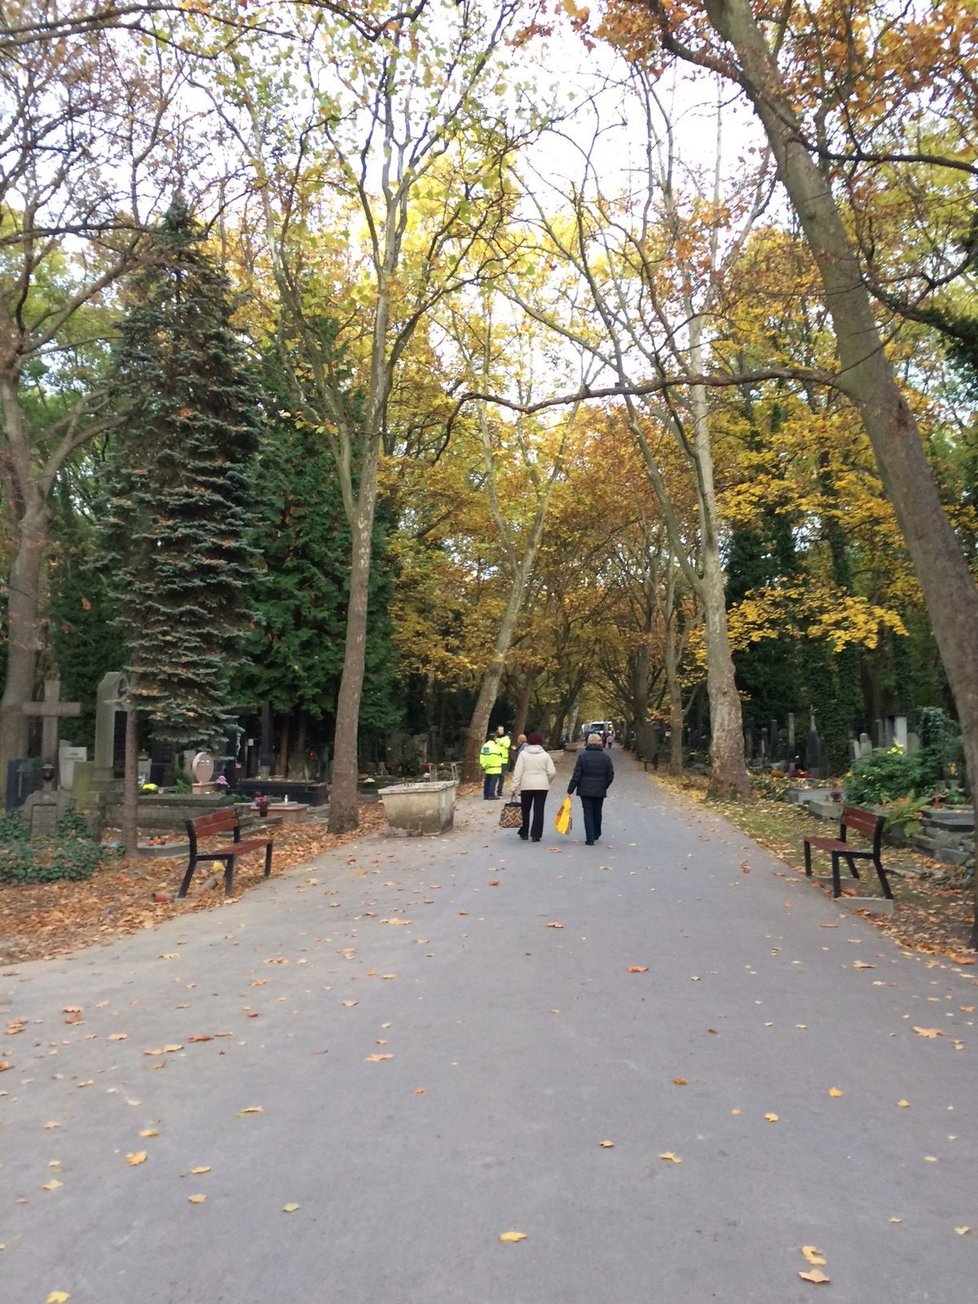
xmin=493 ymin=727 xmax=511 ymax=797
xmin=479 ymin=731 xmax=503 ymax=800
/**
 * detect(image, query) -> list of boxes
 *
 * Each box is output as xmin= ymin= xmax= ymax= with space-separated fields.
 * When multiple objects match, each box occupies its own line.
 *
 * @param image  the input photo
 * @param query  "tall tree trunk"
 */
xmin=0 ymin=510 xmax=49 ymax=803
xmin=461 ymin=580 xmax=528 ymax=783
xmin=662 ymin=613 xmax=685 ymax=772
xmin=689 ymin=321 xmax=751 ymax=799
xmin=122 ymin=701 xmax=139 ymax=857
xmin=329 ymin=470 xmax=379 ymax=832
xmin=697 ymin=0 xmax=978 ymax=935
xmin=513 ymin=668 xmax=538 ymax=743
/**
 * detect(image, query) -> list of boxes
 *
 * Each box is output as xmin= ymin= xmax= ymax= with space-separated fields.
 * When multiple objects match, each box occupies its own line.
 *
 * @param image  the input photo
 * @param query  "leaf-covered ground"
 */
xmin=654 ymin=773 xmax=977 ymax=964
xmin=3 ymin=779 xmax=974 ymax=968
xmin=0 ymin=804 xmax=386 ymax=966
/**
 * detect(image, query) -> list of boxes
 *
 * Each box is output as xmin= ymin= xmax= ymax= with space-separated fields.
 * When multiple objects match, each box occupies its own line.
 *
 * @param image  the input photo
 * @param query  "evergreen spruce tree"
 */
xmin=234 ymin=408 xmax=402 ymax=753
xmin=101 ymin=200 xmax=261 ymax=747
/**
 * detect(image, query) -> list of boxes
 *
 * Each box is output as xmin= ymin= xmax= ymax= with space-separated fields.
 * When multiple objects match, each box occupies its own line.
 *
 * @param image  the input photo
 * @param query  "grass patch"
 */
xmin=650 ymin=770 xmax=976 ymax=964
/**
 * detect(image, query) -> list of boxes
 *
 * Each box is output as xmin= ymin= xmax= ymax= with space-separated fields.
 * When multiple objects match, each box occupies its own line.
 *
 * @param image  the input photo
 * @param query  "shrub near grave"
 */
xmin=0 ymin=809 xmax=112 ymax=884
xmin=843 ymin=746 xmax=926 ymax=807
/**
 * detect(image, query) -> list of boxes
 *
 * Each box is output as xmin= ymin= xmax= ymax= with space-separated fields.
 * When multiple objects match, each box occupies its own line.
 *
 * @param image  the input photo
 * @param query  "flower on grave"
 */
xmin=141 ymin=783 xmax=159 ymax=794
xmin=215 ymin=775 xmax=229 ymax=787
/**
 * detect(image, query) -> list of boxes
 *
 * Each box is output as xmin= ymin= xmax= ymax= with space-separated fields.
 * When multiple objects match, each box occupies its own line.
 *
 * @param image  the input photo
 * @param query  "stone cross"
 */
xmin=22 ymin=678 xmax=81 ymax=765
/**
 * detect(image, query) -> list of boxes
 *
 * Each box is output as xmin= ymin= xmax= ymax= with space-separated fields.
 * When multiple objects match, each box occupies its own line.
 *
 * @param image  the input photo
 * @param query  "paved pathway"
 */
xmin=2 ymin=752 xmax=976 ymax=1303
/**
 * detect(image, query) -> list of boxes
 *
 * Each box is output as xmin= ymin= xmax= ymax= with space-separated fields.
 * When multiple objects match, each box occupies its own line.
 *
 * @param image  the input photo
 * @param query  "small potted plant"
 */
xmin=255 ymin=792 xmax=270 ymax=817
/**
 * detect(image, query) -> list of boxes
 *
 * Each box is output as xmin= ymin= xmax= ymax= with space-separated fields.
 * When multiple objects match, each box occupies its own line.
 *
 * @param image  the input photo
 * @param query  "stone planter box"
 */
xmin=380 ymin=780 xmax=456 ymax=835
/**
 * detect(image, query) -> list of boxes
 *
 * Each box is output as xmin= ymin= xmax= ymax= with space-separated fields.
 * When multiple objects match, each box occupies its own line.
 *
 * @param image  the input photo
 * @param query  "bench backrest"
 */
xmin=187 ymin=808 xmax=238 ymax=847
xmin=840 ymin=805 xmax=884 ymax=850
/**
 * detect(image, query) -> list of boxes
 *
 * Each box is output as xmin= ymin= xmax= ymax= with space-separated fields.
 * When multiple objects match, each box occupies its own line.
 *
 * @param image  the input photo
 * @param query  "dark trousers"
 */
xmin=519 ymin=789 xmax=547 ymax=841
xmin=483 ymin=773 xmax=499 ymax=799
xmin=579 ymin=795 xmax=605 ymax=843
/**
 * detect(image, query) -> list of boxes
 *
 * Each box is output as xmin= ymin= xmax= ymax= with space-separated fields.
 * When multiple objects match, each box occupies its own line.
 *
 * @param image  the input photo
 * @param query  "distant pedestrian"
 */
xmin=511 ymin=732 xmax=556 ymax=842
xmin=567 ymin=732 xmax=614 ymax=845
xmin=494 ymin=726 xmax=511 ymax=797
xmin=479 ymin=731 xmax=503 ymax=799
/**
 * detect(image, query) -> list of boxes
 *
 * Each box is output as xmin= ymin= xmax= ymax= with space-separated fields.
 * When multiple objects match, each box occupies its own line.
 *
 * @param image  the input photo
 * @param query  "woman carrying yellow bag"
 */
xmin=567 ymin=732 xmax=615 ymax=845
xmin=554 ymin=795 xmax=573 ymax=836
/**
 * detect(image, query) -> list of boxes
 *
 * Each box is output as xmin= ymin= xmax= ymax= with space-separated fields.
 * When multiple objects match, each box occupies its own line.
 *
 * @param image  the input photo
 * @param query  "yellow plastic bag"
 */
xmin=554 ymin=796 xmax=573 ymax=836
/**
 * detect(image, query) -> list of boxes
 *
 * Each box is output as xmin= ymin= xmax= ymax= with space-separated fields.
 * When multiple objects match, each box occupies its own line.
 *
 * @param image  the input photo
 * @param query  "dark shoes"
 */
xmin=585 ymin=839 xmax=594 ymax=845
xmin=531 ymin=837 xmax=541 ymax=842
xmin=518 ymin=832 xmax=528 ymax=840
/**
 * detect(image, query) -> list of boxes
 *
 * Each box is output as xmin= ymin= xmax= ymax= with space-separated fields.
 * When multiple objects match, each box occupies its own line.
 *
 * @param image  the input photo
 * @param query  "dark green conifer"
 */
xmin=101 ymin=199 xmax=261 ymax=747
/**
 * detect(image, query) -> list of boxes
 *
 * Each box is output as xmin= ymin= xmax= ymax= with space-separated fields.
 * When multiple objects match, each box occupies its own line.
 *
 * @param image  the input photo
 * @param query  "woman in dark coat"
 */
xmin=567 ymin=732 xmax=614 ymax=845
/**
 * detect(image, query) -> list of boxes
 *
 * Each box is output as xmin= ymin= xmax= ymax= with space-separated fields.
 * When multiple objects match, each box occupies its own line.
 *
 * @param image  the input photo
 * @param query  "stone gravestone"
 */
xmin=71 ymin=671 xmax=128 ymax=835
xmin=858 ymin=732 xmax=873 ymax=758
xmin=807 ymin=726 xmax=823 ymax=777
xmin=22 ymin=765 xmax=72 ymax=838
xmin=58 ymin=743 xmax=87 ymax=790
xmin=885 ymin=715 xmax=908 ymax=750
xmin=93 ymin=672 xmax=128 ymax=781
xmin=22 ymin=678 xmax=81 ymax=767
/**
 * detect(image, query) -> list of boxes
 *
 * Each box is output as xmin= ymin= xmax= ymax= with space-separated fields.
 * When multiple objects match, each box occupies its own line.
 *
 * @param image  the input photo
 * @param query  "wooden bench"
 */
xmin=178 ymin=809 xmax=274 ymax=899
xmin=803 ymin=804 xmax=893 ymax=900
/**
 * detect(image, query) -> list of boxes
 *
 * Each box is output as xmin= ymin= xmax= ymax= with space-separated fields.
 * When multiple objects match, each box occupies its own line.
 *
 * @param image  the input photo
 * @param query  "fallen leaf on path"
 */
xmin=764 ymin=1113 xmax=780 ymax=1123
xmin=365 ymin=1054 xmax=394 ymax=1062
xmin=283 ymin=1203 xmax=300 ymax=1213
xmin=188 ymin=1194 xmax=206 ymax=1204
xmin=599 ymin=1140 xmax=614 ymax=1148
xmin=897 ymin=1099 xmax=910 ymax=1108
xmin=673 ymin=1078 xmax=688 ymax=1086
xmin=658 ymin=1152 xmax=682 ymax=1163
xmin=189 ymin=1166 xmax=211 ymax=1175
xmin=628 ymin=965 xmax=649 ymax=973
xmin=235 ymin=1106 xmax=263 ymax=1116
xmin=126 ymin=1152 xmax=147 ymax=1166
xmin=42 ymin=1179 xmax=63 ymax=1190
xmin=46 ymin=1294 xmax=71 ymax=1303
xmin=341 ymin=1000 xmax=358 ymax=1008
xmin=955 ymin=1226 xmax=971 ymax=1235
xmin=913 ymin=1027 xmax=943 ymax=1038
xmin=108 ymin=1033 xmax=127 ymax=1042
xmin=499 ymin=1231 xmax=527 ymax=1243
xmin=801 ymin=1246 xmax=827 ymax=1265
xmin=380 ymin=919 xmax=411 ymax=926
xmin=547 ymin=922 xmax=564 ymax=929
xmin=852 ymin=961 xmax=875 ymax=969
xmin=139 ymin=1128 xmax=159 ymax=1138
xmin=827 ymin=1088 xmax=844 ymax=1098
xmin=798 ymin=1270 xmax=830 ymax=1285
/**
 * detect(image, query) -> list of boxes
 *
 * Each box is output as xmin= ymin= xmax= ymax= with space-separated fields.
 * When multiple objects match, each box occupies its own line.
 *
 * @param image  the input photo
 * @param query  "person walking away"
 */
xmin=567 ymin=732 xmax=614 ymax=845
xmin=494 ymin=726 xmax=511 ymax=797
xmin=511 ymin=732 xmax=556 ymax=842
xmin=480 ymin=731 xmax=503 ymax=799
